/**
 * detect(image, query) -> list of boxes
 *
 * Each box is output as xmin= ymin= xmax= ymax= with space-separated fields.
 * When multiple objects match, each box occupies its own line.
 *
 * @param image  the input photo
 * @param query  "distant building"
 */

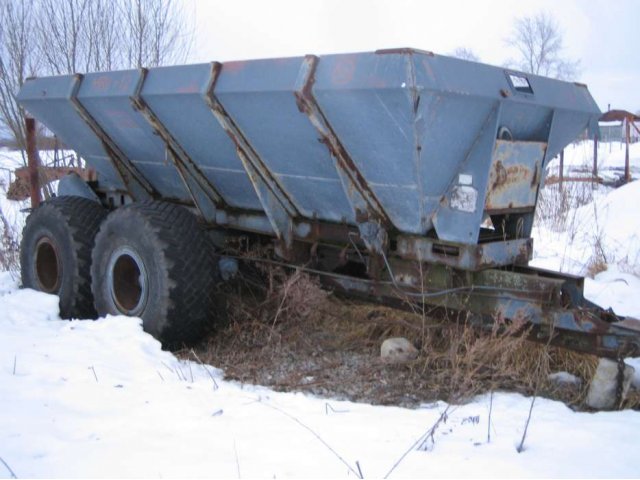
xmin=598 ymin=110 xmax=639 ymax=143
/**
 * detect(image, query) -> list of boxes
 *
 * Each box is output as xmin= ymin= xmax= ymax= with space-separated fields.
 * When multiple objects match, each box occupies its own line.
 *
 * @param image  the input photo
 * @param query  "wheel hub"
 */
xmin=108 ymin=247 xmax=149 ymax=316
xmin=35 ymin=237 xmax=61 ymax=293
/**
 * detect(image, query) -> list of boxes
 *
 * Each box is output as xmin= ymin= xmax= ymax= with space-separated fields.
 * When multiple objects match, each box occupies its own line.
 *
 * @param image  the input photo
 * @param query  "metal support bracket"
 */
xmin=294 ymin=54 xmax=391 ymax=255
xmin=132 ymin=68 xmax=222 ymax=222
xmin=432 ymin=102 xmax=502 ymax=244
xmin=204 ymin=62 xmax=297 ymax=248
xmin=69 ymin=74 xmax=155 ymax=201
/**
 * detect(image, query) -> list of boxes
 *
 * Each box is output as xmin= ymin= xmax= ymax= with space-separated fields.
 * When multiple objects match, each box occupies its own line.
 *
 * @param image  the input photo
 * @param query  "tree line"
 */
xmin=1 ymin=5 xmax=581 ymax=159
xmin=0 ymin=0 xmax=192 ymax=157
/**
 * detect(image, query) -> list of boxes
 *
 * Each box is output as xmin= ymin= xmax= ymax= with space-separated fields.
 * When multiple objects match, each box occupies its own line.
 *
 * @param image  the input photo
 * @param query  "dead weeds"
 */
xmin=183 ymin=262 xmax=604 ymax=410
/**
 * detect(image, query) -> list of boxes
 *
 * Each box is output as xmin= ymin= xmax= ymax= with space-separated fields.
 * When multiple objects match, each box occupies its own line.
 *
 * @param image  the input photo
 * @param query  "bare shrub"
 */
xmin=0 ymin=203 xmax=20 ymax=276
xmin=621 ymin=389 xmax=640 ymax=410
xmin=534 ymin=173 xmax=630 ymax=276
xmin=211 ymin=260 xmax=331 ymax=351
xmin=405 ymin=315 xmax=598 ymax=406
xmin=185 ymin=254 xmax=599 ymax=409
xmin=535 ymin=181 xmax=595 ymax=233
xmin=585 ymin=255 xmax=608 ymax=278
xmin=416 ymin=320 xmax=530 ymax=403
xmin=270 ymin=269 xmax=329 ymax=326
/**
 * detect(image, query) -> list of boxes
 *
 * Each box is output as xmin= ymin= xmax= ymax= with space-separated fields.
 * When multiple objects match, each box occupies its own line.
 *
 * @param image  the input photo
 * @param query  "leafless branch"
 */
xmin=0 ymin=0 xmax=194 ymax=148
xmin=505 ymin=11 xmax=580 ymax=80
xmin=0 ymin=0 xmax=39 ymax=157
xmin=450 ymin=47 xmax=480 ymax=62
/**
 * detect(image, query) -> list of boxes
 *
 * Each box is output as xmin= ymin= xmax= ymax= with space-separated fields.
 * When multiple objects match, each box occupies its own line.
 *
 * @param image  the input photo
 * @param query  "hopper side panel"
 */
xmin=215 ymin=58 xmax=356 ymax=224
xmin=313 ymin=53 xmax=421 ymax=233
xmin=78 ymin=71 xmax=189 ymax=200
xmin=141 ymin=64 xmax=262 ymax=210
xmin=17 ymin=76 xmax=124 ymax=190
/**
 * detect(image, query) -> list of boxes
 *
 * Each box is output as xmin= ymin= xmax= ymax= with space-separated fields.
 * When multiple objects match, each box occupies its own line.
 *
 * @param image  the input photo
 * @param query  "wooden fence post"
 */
xmin=593 ymin=134 xmax=598 ymax=179
xmin=25 ymin=117 xmax=42 ymax=209
xmin=624 ymin=118 xmax=631 ymax=183
xmin=559 ymin=149 xmax=564 ymax=192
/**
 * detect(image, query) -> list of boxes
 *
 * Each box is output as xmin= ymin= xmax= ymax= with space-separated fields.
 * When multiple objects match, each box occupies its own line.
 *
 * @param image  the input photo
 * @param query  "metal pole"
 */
xmin=559 ymin=149 xmax=564 ymax=192
xmin=593 ymin=134 xmax=598 ymax=179
xmin=25 ymin=117 xmax=42 ymax=209
xmin=625 ymin=118 xmax=631 ymax=183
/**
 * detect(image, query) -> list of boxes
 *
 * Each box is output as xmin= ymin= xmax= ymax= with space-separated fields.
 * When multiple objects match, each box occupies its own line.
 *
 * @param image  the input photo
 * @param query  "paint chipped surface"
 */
xmin=450 ymin=185 xmax=478 ymax=213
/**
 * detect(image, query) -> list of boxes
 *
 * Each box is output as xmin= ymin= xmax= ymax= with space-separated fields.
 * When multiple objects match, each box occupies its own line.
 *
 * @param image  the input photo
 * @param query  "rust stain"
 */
xmin=489 ymin=163 xmax=532 ymax=192
xmin=106 ymin=109 xmax=138 ymax=129
xmin=177 ymin=82 xmax=200 ymax=94
xmin=530 ymin=162 xmax=540 ymax=187
xmin=491 ymin=160 xmax=508 ymax=190
xmin=419 ymin=57 xmax=437 ymax=83
xmin=92 ymin=75 xmax=112 ymax=90
xmin=115 ymin=74 xmax=133 ymax=93
xmin=574 ymin=310 xmax=611 ymax=335
xmin=222 ymin=61 xmax=247 ymax=74
xmin=331 ymin=56 xmax=357 ymax=85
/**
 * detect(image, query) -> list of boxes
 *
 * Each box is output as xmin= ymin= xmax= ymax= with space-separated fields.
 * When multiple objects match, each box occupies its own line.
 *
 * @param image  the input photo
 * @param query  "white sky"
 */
xmin=187 ymin=0 xmax=639 ymax=114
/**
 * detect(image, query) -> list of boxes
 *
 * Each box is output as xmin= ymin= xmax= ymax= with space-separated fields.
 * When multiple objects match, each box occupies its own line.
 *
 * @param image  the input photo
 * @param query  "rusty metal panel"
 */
xmin=396 ymin=235 xmax=532 ymax=270
xmin=485 ymin=140 xmax=546 ymax=211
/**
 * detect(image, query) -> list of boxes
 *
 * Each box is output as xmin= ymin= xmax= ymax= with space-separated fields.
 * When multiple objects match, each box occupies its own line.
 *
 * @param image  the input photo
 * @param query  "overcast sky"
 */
xmin=187 ymin=0 xmax=639 ymax=114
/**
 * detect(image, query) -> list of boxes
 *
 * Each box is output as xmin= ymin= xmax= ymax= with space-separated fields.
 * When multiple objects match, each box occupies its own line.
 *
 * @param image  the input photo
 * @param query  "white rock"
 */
xmin=381 ymin=337 xmax=418 ymax=363
xmin=586 ymin=358 xmax=635 ymax=410
xmin=548 ymin=371 xmax=581 ymax=386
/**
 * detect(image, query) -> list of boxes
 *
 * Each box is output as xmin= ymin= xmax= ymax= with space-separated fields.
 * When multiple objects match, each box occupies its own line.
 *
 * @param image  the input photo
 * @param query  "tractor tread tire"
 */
xmin=91 ymin=201 xmax=218 ymax=348
xmin=20 ymin=196 xmax=106 ymax=318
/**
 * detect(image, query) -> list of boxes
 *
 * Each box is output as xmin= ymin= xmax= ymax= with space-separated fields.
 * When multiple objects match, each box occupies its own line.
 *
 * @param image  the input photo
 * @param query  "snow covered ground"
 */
xmin=1 ymin=143 xmax=640 ymax=478
xmin=531 ymin=142 xmax=640 ymax=283
xmin=1 ymin=273 xmax=640 ymax=479
xmin=545 ymin=140 xmax=640 ymax=183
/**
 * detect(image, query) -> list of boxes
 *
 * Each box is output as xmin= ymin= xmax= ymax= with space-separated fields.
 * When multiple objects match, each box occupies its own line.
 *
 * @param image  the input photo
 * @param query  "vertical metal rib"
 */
xmin=68 ymin=74 xmax=155 ymax=201
xmin=432 ymin=102 xmax=502 ymax=244
xmin=294 ymin=54 xmax=391 ymax=254
xmin=131 ymin=68 xmax=222 ymax=221
xmin=204 ymin=62 xmax=297 ymax=247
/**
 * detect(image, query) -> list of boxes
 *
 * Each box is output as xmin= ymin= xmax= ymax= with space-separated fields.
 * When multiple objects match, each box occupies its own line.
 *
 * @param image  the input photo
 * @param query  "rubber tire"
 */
xmin=20 ymin=196 xmax=107 ymax=319
xmin=90 ymin=201 xmax=218 ymax=348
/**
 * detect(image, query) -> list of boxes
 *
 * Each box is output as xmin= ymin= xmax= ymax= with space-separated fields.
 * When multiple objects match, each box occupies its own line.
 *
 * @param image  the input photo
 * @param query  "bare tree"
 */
xmin=0 ymin=0 xmax=194 ymax=150
xmin=450 ymin=47 xmax=480 ymax=62
xmin=505 ymin=11 xmax=580 ymax=80
xmin=36 ymin=0 xmax=93 ymax=75
xmin=85 ymin=0 xmax=123 ymax=72
xmin=123 ymin=0 xmax=192 ymax=69
xmin=0 ymin=0 xmax=40 ymax=159
xmin=36 ymin=0 xmax=193 ymax=72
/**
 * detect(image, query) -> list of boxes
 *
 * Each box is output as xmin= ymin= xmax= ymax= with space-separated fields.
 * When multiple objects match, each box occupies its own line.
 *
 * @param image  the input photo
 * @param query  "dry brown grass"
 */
xmin=0 ymin=203 xmax=20 ymax=275
xmin=185 ymin=262 xmax=604 ymax=409
xmin=586 ymin=255 xmax=608 ymax=278
xmin=621 ymin=389 xmax=640 ymax=410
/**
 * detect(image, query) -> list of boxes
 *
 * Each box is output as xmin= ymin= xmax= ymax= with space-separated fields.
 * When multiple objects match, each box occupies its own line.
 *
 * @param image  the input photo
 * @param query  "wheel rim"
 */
xmin=35 ymin=237 xmax=61 ymax=293
xmin=107 ymin=247 xmax=149 ymax=316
